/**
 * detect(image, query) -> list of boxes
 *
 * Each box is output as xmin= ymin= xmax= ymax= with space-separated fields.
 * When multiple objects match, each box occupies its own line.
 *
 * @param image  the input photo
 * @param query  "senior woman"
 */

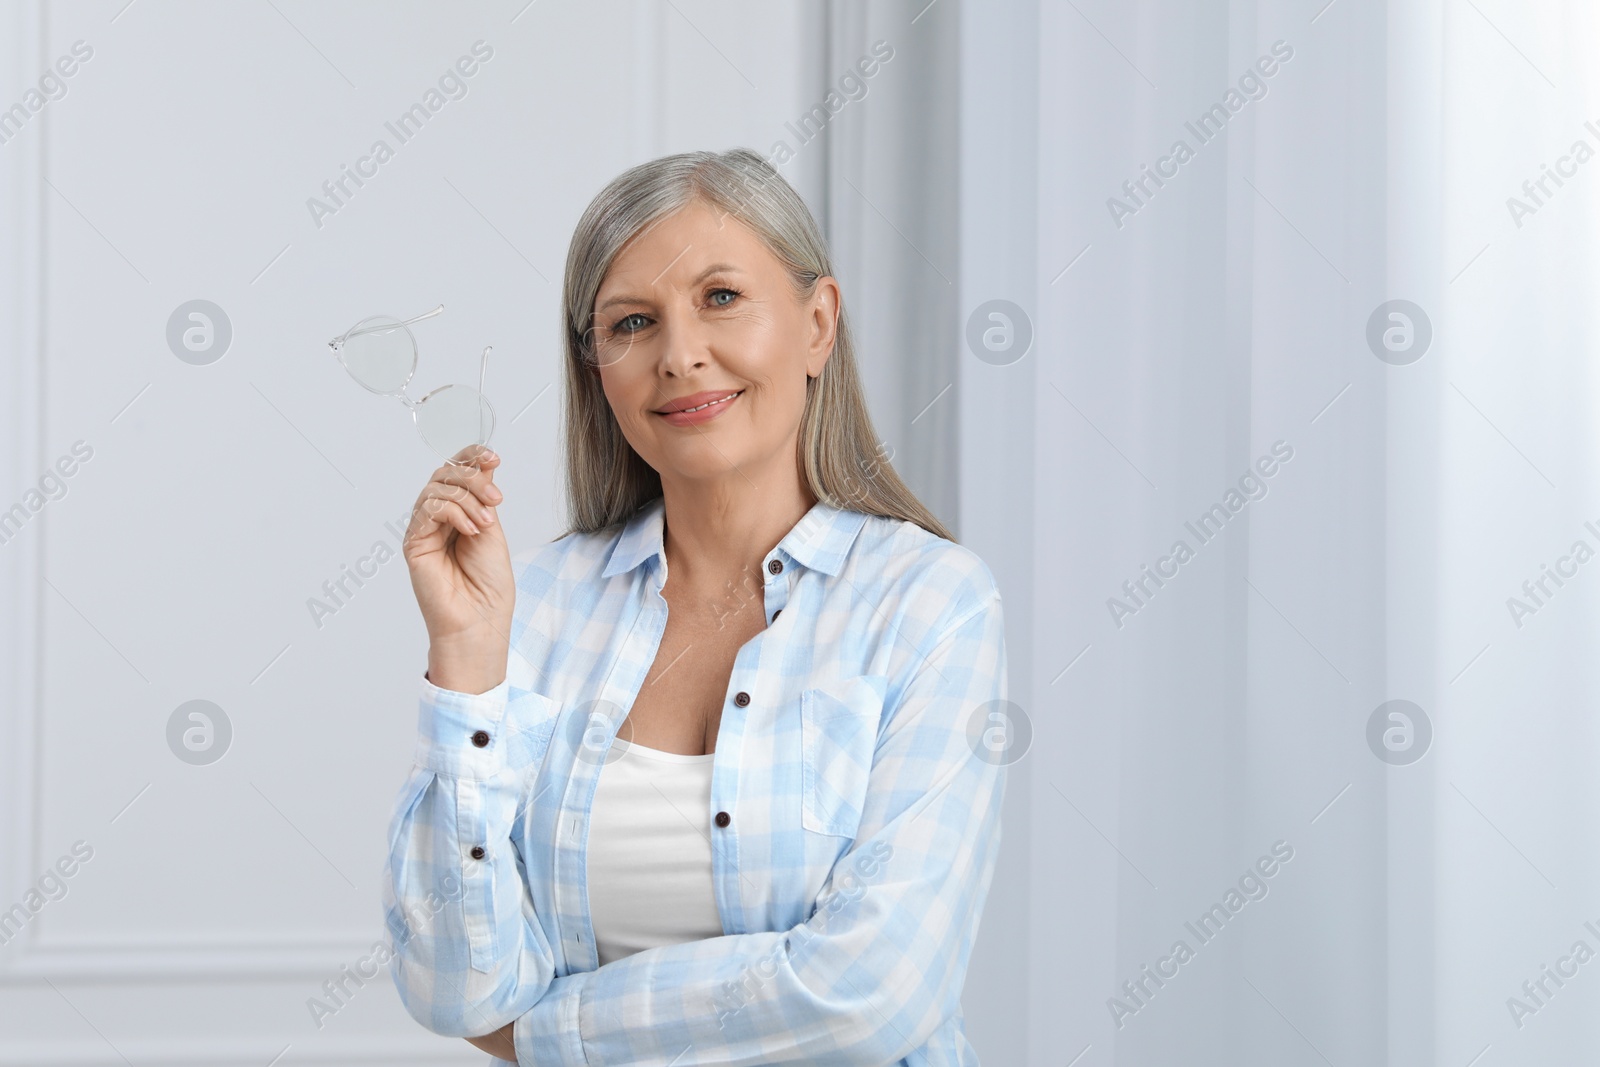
xmin=381 ymin=148 xmax=1009 ymax=1065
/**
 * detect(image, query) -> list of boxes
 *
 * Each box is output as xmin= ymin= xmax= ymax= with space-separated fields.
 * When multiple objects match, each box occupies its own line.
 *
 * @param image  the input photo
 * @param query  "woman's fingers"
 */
xmin=409 ymin=496 xmax=480 ymax=539
xmin=404 ymin=449 xmax=507 ymax=553
xmin=449 ymin=443 xmax=497 ymax=469
xmin=430 ymin=452 xmax=504 ymax=508
xmin=407 ymin=485 xmax=484 ymax=538
xmin=425 ymin=482 xmax=497 ymax=528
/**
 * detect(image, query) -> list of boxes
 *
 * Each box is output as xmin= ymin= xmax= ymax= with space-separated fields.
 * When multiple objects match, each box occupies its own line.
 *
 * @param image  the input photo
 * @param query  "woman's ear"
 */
xmin=806 ymin=276 xmax=841 ymax=378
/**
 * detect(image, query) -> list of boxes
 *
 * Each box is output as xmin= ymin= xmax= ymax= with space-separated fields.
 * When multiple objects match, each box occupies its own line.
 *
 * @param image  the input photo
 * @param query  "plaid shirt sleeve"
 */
xmin=380 ymin=674 xmax=559 ymax=1039
xmin=513 ymin=588 xmax=1009 ymax=1066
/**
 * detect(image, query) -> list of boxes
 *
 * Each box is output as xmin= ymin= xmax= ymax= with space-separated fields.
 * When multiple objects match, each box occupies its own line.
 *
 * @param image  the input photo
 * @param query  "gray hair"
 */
xmin=557 ymin=147 xmax=953 ymax=543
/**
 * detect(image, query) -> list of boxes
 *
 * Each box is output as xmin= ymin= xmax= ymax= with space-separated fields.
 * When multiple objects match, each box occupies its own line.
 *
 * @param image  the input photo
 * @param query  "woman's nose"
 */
xmin=656 ymin=313 xmax=711 ymax=377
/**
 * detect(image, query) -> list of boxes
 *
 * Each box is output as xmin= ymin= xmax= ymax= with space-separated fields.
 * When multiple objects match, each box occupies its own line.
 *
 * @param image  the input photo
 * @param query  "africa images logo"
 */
xmin=1108 ymin=840 xmax=1296 ymax=1028
xmin=305 ymin=41 xmax=494 ymax=229
xmin=1105 ymin=41 xmax=1295 ymax=229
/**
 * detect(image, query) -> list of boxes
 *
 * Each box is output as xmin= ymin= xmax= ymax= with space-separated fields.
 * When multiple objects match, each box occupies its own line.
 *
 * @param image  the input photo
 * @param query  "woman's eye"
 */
xmin=617 ymin=313 xmax=650 ymax=333
xmin=709 ymin=288 xmax=739 ymax=307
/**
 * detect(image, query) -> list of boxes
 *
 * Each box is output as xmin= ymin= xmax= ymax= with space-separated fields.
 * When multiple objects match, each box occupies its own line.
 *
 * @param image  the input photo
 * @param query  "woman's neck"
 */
xmin=658 ymin=475 xmax=815 ymax=593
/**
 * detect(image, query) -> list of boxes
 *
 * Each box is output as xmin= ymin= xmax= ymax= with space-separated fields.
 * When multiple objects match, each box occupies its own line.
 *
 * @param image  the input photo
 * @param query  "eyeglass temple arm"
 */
xmin=478 ymin=345 xmax=492 ymax=445
xmin=400 ymin=304 xmax=446 ymax=329
xmin=330 ymin=304 xmax=446 ymax=346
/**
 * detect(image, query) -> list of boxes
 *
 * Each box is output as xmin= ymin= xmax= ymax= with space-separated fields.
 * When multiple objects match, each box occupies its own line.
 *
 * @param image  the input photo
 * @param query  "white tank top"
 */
xmin=585 ymin=739 xmax=724 ymax=966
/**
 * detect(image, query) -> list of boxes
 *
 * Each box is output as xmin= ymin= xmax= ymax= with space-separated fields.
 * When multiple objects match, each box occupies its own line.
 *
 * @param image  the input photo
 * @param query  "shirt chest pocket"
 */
xmin=799 ymin=674 xmax=888 ymax=838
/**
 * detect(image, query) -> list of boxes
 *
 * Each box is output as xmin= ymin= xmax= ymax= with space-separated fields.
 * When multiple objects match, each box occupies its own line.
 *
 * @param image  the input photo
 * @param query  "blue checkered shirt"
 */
xmin=381 ymin=495 xmax=1009 ymax=1065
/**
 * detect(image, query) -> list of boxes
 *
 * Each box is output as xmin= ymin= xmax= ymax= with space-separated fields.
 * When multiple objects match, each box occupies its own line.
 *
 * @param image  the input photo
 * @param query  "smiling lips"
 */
xmin=653 ymin=389 xmax=744 ymax=425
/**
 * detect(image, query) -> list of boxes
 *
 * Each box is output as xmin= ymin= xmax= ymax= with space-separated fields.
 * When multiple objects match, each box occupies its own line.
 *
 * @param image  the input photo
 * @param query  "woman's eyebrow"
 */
xmin=595 ymin=263 xmax=742 ymax=313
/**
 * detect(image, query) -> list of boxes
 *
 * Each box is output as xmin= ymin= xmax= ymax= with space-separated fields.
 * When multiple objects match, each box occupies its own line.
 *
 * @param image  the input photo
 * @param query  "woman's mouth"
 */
xmin=654 ymin=389 xmax=744 ymax=426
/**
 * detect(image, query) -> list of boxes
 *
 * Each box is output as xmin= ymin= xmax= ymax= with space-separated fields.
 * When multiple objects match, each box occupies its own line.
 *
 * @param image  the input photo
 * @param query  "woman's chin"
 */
xmin=653 ymin=445 xmax=767 ymax=484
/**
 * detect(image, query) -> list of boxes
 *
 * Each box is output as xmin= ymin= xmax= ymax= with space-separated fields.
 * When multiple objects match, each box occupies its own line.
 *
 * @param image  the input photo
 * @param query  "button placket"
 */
xmin=553 ymin=766 xmax=598 ymax=971
xmin=763 ymin=554 xmax=791 ymax=626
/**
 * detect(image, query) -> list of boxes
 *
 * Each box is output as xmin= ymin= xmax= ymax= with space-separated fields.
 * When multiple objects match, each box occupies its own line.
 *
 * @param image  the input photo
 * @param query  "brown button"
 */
xmin=733 ymin=691 xmax=750 ymax=707
xmin=714 ymin=811 xmax=731 ymax=828
xmin=471 ymin=730 xmax=490 ymax=748
xmin=469 ymin=846 xmax=486 ymax=860
xmin=767 ymin=559 xmax=784 ymax=575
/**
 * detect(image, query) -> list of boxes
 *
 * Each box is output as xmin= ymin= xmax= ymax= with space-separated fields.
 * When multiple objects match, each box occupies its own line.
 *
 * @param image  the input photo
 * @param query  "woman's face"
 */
xmin=590 ymin=199 xmax=839 ymax=487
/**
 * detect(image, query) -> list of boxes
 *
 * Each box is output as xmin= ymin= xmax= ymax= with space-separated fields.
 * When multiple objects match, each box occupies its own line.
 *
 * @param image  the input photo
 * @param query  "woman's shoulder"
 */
xmin=848 ymin=510 xmax=1003 ymax=640
xmin=853 ymin=511 xmax=999 ymax=594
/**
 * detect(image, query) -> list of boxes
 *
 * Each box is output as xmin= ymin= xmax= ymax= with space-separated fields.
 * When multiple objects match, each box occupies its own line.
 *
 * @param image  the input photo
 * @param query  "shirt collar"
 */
xmin=602 ymin=495 xmax=870 ymax=579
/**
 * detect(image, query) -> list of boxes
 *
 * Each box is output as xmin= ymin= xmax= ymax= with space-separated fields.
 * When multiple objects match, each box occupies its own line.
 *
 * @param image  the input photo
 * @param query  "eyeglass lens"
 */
xmin=416 ymin=385 xmax=494 ymax=465
xmin=337 ymin=317 xmax=417 ymax=395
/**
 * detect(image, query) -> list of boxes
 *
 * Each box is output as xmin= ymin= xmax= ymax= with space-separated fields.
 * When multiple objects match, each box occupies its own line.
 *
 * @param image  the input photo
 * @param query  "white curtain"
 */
xmin=949 ymin=0 xmax=1600 ymax=1062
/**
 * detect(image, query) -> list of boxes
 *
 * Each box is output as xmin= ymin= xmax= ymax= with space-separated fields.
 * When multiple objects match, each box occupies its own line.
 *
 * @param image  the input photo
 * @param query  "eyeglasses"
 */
xmin=328 ymin=304 xmax=494 ymax=468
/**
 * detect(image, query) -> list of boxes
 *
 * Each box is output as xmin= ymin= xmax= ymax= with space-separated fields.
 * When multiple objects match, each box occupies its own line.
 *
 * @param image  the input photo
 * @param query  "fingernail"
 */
xmin=483 ymin=512 xmax=496 ymax=524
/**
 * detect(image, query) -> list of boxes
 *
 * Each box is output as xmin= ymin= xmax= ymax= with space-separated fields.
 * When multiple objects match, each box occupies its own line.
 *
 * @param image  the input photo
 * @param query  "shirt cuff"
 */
xmin=515 ymin=973 xmax=588 ymax=1066
xmin=415 ymin=671 xmax=511 ymax=780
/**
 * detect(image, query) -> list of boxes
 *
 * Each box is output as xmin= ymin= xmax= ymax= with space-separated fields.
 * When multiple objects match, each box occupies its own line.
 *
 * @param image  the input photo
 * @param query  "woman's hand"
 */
xmin=402 ymin=446 xmax=514 ymax=694
xmin=464 ymin=1022 xmax=517 ymax=1061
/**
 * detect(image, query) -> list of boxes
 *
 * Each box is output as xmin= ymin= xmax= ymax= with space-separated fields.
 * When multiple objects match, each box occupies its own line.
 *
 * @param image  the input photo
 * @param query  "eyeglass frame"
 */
xmin=327 ymin=303 xmax=495 ymax=468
